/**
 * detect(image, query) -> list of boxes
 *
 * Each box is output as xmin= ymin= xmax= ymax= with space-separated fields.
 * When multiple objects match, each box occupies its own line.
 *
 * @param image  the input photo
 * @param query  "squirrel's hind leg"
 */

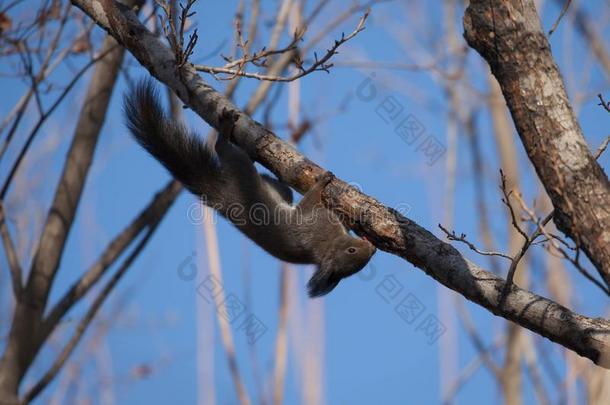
xmin=213 ymin=109 xmax=256 ymax=169
xmin=214 ymin=108 xmax=239 ymax=149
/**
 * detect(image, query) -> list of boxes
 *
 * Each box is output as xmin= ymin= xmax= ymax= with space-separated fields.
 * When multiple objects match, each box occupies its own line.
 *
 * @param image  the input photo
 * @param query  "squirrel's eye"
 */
xmin=347 ymin=247 xmax=357 ymax=254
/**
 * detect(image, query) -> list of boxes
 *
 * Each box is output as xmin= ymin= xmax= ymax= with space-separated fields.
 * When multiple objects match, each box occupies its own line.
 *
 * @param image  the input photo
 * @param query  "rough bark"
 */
xmin=463 ymin=0 xmax=610 ymax=287
xmin=69 ymin=0 xmax=610 ymax=369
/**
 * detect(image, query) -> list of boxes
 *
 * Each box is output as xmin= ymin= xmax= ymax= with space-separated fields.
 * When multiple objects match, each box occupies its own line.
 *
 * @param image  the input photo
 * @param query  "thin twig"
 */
xmin=548 ymin=0 xmax=572 ymax=36
xmin=156 ymin=0 xmax=198 ymax=70
xmin=224 ymin=0 xmax=265 ymax=91
xmin=439 ymin=224 xmax=513 ymax=260
xmin=594 ymin=134 xmax=610 ymax=159
xmin=597 ymin=93 xmax=610 ymax=114
xmin=499 ymin=170 xmax=528 ymax=241
xmin=503 ymin=193 xmax=552 ymax=290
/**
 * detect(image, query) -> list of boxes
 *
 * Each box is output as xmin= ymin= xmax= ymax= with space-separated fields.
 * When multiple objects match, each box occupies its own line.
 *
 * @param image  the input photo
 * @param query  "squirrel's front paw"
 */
xmin=218 ymin=108 xmax=239 ymax=139
xmin=315 ymin=171 xmax=335 ymax=186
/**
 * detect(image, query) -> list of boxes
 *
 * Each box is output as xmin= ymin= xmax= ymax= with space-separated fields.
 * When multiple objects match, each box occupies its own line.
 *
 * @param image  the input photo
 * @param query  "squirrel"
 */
xmin=123 ymin=80 xmax=376 ymax=297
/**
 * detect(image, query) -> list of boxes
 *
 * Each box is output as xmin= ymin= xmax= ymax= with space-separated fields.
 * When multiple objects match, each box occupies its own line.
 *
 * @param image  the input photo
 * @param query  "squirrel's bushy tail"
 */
xmin=123 ymin=80 xmax=217 ymax=196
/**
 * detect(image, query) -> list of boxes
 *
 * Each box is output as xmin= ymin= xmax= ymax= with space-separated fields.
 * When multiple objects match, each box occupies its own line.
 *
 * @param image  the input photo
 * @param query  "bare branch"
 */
xmin=499 ymin=170 xmax=528 ymax=241
xmin=503 ymin=193 xmax=554 ymax=291
xmin=156 ymin=0 xmax=198 ymax=70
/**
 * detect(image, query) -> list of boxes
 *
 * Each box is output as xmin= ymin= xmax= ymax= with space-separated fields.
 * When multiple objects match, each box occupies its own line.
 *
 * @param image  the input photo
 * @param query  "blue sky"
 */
xmin=1 ymin=1 xmax=609 ymax=404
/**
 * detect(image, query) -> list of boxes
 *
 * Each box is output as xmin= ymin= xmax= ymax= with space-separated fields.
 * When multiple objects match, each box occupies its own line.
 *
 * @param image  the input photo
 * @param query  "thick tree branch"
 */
xmin=70 ymin=0 xmax=610 ymax=368
xmin=463 ymin=0 xmax=610 ymax=288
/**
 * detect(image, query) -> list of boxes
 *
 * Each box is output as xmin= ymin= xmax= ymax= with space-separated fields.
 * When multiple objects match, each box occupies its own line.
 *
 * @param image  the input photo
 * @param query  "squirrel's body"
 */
xmin=124 ymin=81 xmax=375 ymax=296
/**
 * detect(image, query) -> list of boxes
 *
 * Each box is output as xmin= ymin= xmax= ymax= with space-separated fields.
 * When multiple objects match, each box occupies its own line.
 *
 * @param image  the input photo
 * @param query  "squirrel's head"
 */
xmin=307 ymin=235 xmax=376 ymax=297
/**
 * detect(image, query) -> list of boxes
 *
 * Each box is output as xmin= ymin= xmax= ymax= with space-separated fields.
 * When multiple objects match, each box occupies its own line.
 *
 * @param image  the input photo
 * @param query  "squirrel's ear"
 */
xmin=307 ymin=266 xmax=340 ymax=298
